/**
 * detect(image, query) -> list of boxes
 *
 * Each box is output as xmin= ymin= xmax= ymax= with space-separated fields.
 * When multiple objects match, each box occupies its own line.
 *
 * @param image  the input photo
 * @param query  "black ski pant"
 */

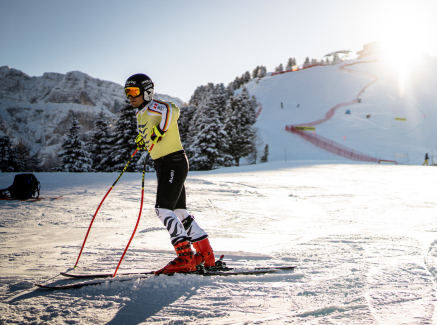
xmin=153 ymin=150 xmax=188 ymax=211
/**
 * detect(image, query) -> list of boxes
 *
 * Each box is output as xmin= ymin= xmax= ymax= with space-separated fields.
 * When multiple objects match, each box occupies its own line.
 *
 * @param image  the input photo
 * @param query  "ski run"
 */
xmin=2 ymin=59 xmax=437 ymax=323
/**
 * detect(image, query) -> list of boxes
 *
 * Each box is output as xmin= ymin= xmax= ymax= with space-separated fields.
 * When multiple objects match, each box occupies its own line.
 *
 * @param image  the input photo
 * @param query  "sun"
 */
xmin=374 ymin=1 xmax=436 ymax=96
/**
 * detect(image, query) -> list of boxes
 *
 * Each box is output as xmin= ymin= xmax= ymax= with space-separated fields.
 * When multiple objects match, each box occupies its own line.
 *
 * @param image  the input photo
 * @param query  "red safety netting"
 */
xmin=284 ymin=61 xmax=386 ymax=163
xmin=286 ymin=126 xmax=378 ymax=162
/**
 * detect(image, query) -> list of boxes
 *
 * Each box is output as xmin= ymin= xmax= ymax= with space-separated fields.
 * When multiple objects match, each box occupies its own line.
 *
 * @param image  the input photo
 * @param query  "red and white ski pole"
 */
xmin=112 ymin=153 xmax=149 ymax=277
xmin=74 ymin=148 xmax=139 ymax=268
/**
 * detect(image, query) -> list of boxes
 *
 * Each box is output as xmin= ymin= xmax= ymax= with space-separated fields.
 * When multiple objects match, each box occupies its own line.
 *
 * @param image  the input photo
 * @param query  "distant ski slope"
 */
xmin=242 ymin=58 xmax=437 ymax=165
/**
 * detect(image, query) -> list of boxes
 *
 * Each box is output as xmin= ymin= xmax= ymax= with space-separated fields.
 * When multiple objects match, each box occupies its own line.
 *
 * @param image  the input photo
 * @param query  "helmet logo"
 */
xmin=144 ymin=88 xmax=154 ymax=101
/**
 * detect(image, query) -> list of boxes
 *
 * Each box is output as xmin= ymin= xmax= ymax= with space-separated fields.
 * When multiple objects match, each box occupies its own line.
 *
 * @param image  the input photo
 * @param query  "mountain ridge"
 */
xmin=0 ymin=66 xmax=183 ymax=169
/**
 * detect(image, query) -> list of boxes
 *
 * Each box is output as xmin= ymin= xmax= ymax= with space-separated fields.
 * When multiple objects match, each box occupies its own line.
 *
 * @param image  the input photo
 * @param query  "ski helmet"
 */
xmin=124 ymin=74 xmax=155 ymax=103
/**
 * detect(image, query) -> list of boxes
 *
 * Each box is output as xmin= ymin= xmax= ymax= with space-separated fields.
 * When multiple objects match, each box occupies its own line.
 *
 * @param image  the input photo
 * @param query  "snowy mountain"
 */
xmin=2 ymin=57 xmax=437 ymax=170
xmin=0 ymin=66 xmax=183 ymax=169
xmin=241 ymin=57 xmax=437 ymax=165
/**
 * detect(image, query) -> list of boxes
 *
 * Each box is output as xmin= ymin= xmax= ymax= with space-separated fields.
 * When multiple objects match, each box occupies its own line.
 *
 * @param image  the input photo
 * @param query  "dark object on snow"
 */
xmin=367 ymin=114 xmax=371 ymax=119
xmin=0 ymin=174 xmax=40 ymax=200
xmin=345 ymin=110 xmax=351 ymax=115
xmin=358 ymin=98 xmax=362 ymax=103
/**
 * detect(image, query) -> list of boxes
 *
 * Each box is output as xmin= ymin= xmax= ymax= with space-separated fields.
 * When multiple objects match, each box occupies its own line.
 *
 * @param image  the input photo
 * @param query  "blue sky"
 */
xmin=1 ymin=0 xmax=436 ymax=102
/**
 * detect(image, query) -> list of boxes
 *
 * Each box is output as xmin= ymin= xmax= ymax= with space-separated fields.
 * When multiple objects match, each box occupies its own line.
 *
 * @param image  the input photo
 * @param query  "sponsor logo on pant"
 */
xmin=169 ymin=170 xmax=174 ymax=183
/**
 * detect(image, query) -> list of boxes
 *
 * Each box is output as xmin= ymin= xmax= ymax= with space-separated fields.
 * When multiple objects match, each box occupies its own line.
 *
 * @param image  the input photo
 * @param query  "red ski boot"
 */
xmin=192 ymin=238 xmax=215 ymax=268
xmin=154 ymin=241 xmax=196 ymax=275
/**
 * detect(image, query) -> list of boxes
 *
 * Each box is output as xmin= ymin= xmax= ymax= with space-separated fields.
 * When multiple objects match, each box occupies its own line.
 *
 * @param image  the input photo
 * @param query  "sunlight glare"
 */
xmin=376 ymin=1 xmax=433 ymax=97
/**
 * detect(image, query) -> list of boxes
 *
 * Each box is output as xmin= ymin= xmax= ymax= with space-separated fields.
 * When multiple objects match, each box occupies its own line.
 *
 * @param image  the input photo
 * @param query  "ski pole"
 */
xmin=112 ymin=153 xmax=149 ymax=277
xmin=74 ymin=148 xmax=139 ymax=268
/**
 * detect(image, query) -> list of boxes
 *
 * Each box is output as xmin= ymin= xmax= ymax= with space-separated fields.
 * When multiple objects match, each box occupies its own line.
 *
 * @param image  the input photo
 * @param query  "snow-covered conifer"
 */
xmin=275 ymin=64 xmax=284 ymax=72
xmin=252 ymin=66 xmax=260 ymax=78
xmin=258 ymin=66 xmax=267 ymax=78
xmin=56 ymin=117 xmax=93 ymax=172
xmin=178 ymin=106 xmax=197 ymax=148
xmin=187 ymin=85 xmax=229 ymax=170
xmin=223 ymin=87 xmax=257 ymax=166
xmin=0 ymin=135 xmax=18 ymax=172
xmin=90 ymin=110 xmax=112 ymax=172
xmin=260 ymin=144 xmax=269 ymax=163
xmin=241 ymin=71 xmax=251 ymax=84
xmin=233 ymin=76 xmax=242 ymax=90
xmin=286 ymin=58 xmax=292 ymax=71
xmin=108 ymin=100 xmax=139 ymax=172
xmin=15 ymin=139 xmax=41 ymax=172
xmin=189 ymin=83 xmax=215 ymax=107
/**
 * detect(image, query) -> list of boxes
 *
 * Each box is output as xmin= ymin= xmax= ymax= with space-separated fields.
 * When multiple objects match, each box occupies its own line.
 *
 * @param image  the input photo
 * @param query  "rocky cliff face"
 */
xmin=0 ymin=66 xmax=183 ymax=170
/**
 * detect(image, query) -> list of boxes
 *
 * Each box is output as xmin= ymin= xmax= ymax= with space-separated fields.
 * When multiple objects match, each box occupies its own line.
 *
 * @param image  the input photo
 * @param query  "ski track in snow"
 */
xmin=1 ymin=163 xmax=437 ymax=324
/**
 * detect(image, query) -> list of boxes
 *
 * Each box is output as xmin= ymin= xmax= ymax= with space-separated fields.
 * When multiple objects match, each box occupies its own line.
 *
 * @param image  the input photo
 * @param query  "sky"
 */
xmin=1 ymin=0 xmax=437 ymax=103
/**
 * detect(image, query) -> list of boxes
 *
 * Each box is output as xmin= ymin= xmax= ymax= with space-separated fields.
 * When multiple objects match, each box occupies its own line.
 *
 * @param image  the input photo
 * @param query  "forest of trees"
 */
xmin=1 ymin=63 xmax=272 ymax=172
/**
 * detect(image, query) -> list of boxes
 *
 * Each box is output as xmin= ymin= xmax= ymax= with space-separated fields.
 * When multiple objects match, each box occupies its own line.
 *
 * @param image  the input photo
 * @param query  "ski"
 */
xmin=60 ymin=265 xmax=296 ymax=279
xmin=37 ymin=269 xmax=282 ymax=290
xmin=60 ymin=270 xmax=155 ymax=278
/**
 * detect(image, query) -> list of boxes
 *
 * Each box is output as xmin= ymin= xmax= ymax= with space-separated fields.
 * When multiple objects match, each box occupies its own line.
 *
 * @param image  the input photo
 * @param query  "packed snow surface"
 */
xmin=244 ymin=58 xmax=437 ymax=165
xmin=2 ymin=161 xmax=437 ymax=324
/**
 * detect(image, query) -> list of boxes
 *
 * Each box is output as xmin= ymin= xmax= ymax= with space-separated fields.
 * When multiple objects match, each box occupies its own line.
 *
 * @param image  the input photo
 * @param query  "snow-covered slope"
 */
xmin=0 ymin=66 xmax=183 ymax=168
xmin=243 ymin=57 xmax=437 ymax=165
xmin=3 ymin=163 xmax=437 ymax=323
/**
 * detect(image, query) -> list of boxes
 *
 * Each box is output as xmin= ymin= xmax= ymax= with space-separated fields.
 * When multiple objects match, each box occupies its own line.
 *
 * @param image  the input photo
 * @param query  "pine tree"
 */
xmin=260 ymin=144 xmax=269 ymax=163
xmin=246 ymin=131 xmax=263 ymax=165
xmin=57 ymin=117 xmax=93 ymax=172
xmin=303 ymin=57 xmax=310 ymax=67
xmin=187 ymin=86 xmax=229 ymax=170
xmin=0 ymin=135 xmax=18 ymax=172
xmin=90 ymin=110 xmax=112 ymax=172
xmin=223 ymin=87 xmax=257 ymax=166
xmin=189 ymin=83 xmax=215 ymax=107
xmin=275 ymin=63 xmax=284 ymax=72
xmin=108 ymin=100 xmax=139 ymax=172
xmin=15 ymin=139 xmax=41 ymax=172
xmin=233 ymin=76 xmax=241 ymax=90
xmin=241 ymin=71 xmax=251 ymax=84
xmin=252 ymin=66 xmax=260 ymax=79
xmin=178 ymin=106 xmax=197 ymax=148
xmin=258 ymin=66 xmax=267 ymax=78
xmin=286 ymin=58 xmax=293 ymax=71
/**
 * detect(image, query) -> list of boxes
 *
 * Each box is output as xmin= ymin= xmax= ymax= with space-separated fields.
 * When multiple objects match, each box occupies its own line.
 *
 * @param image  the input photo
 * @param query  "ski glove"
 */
xmin=150 ymin=125 xmax=166 ymax=145
xmin=135 ymin=134 xmax=146 ymax=150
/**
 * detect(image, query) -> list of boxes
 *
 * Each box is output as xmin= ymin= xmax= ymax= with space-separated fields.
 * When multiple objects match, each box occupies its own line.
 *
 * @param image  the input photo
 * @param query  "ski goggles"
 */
xmin=124 ymin=87 xmax=141 ymax=98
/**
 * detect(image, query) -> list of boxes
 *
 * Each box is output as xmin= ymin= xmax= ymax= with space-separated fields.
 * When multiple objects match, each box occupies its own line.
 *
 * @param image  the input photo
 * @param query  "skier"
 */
xmin=423 ymin=153 xmax=429 ymax=166
xmin=124 ymin=74 xmax=215 ymax=275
